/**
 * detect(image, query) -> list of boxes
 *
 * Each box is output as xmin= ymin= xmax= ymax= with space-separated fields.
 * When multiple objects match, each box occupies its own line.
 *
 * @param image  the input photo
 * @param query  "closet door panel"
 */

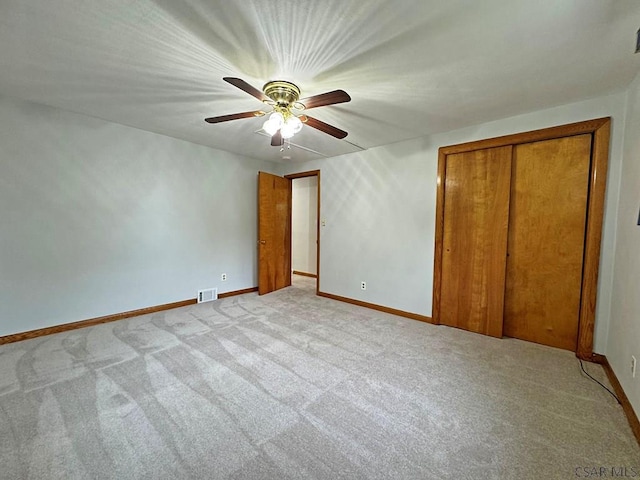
xmin=440 ymin=146 xmax=512 ymax=337
xmin=503 ymin=134 xmax=591 ymax=350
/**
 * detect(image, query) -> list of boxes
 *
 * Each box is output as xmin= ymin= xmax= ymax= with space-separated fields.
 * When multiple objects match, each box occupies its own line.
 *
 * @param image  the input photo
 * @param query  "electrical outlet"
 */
xmin=221 ymin=273 xmax=227 ymax=282
xmin=361 ymin=281 xmax=366 ymax=290
xmin=632 ymin=355 xmax=637 ymax=378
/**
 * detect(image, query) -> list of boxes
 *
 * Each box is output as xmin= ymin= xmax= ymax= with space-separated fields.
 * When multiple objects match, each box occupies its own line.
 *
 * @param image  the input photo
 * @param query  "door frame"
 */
xmin=285 ymin=170 xmax=321 ymax=295
xmin=432 ymin=117 xmax=611 ymax=360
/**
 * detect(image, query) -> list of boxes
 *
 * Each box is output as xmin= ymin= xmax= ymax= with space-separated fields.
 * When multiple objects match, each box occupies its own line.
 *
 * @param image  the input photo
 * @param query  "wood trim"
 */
xmin=288 ymin=179 xmax=293 ymax=289
xmin=439 ymin=117 xmax=611 ymax=155
xmin=433 ymin=117 xmax=611 ymax=358
xmin=316 ymin=171 xmax=321 ymax=296
xmin=218 ymin=287 xmax=259 ymax=298
xmin=285 ymin=169 xmax=321 ymax=180
xmin=432 ymin=149 xmax=447 ymax=326
xmin=1 ymin=286 xmax=263 ymax=345
xmin=593 ymin=355 xmax=640 ymax=446
xmin=577 ymin=119 xmax=611 ymax=360
xmin=0 ymin=298 xmax=197 ymax=345
xmin=286 ymin=169 xmax=321 ymax=296
xmin=318 ymin=291 xmax=433 ymax=324
xmin=292 ymin=271 xmax=317 ymax=278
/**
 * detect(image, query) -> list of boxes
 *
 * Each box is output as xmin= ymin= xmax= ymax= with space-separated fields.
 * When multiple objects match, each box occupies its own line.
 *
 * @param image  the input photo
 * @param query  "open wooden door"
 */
xmin=258 ymin=172 xmax=292 ymax=295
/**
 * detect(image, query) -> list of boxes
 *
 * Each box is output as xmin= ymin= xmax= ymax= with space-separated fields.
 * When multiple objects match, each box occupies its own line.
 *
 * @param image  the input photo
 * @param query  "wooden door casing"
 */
xmin=433 ymin=118 xmax=611 ymax=359
xmin=285 ymin=170 xmax=321 ymax=296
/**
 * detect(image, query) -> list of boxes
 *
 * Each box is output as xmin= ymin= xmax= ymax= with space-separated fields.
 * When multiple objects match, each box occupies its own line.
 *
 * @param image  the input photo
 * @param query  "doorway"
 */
xmin=257 ymin=170 xmax=320 ymax=296
xmin=291 ymin=175 xmax=318 ymax=290
xmin=287 ymin=170 xmax=320 ymax=294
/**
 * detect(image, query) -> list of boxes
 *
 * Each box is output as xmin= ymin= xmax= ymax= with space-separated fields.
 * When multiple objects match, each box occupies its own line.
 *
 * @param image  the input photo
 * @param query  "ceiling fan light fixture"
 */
xmin=281 ymin=115 xmax=303 ymax=139
xmin=262 ymin=112 xmax=284 ymax=135
xmin=281 ymin=124 xmax=295 ymax=139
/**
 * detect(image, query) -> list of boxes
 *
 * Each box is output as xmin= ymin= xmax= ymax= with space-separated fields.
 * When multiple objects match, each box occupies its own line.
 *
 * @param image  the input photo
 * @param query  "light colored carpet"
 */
xmin=0 ymin=275 xmax=638 ymax=479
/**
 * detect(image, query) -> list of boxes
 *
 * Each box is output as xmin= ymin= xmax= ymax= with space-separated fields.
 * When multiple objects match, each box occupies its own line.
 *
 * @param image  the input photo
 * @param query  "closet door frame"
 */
xmin=432 ymin=117 xmax=611 ymax=360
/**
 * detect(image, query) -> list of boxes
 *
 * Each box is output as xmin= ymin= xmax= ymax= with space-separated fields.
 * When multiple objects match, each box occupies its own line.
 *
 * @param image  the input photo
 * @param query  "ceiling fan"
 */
xmin=205 ymin=77 xmax=351 ymax=147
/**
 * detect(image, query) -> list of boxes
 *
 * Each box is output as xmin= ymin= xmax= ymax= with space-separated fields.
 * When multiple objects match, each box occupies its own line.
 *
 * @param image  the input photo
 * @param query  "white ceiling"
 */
xmin=1 ymin=1 xmax=639 ymax=163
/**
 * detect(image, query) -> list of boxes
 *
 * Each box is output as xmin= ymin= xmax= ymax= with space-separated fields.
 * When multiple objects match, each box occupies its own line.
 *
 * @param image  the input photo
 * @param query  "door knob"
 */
xmin=259 ymin=240 xmax=266 ymax=245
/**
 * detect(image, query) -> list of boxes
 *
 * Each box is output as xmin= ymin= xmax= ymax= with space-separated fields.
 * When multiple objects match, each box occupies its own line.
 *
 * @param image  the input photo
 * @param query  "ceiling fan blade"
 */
xmin=303 ymin=115 xmax=348 ymax=139
xmin=299 ymin=90 xmax=351 ymax=110
xmin=271 ymin=129 xmax=283 ymax=147
xmin=205 ymin=110 xmax=265 ymax=124
xmin=223 ymin=77 xmax=269 ymax=102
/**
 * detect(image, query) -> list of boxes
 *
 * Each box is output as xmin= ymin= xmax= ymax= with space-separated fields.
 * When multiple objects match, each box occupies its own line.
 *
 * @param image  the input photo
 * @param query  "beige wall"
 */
xmin=608 ymin=71 xmax=640 ymax=417
xmin=0 ymin=96 xmax=279 ymax=337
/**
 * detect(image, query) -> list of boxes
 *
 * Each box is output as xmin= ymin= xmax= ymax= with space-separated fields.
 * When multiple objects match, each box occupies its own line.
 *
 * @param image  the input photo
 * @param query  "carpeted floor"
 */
xmin=0 ymin=275 xmax=638 ymax=479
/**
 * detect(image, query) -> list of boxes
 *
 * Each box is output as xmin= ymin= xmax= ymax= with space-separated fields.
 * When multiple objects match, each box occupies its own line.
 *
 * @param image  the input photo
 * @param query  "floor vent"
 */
xmin=197 ymin=288 xmax=218 ymax=303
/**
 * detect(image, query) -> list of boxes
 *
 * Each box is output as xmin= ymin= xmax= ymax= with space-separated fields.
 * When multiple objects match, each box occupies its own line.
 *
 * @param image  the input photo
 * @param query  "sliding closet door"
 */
xmin=440 ymin=146 xmax=512 ymax=338
xmin=503 ymin=135 xmax=592 ymax=350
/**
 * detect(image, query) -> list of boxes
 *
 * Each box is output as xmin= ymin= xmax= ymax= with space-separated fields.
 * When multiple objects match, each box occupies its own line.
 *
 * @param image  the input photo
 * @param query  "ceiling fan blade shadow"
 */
xmin=299 ymin=90 xmax=351 ymax=110
xmin=303 ymin=115 xmax=348 ymax=139
xmin=271 ymin=129 xmax=283 ymax=146
xmin=205 ymin=110 xmax=265 ymax=123
xmin=223 ymin=77 xmax=269 ymax=102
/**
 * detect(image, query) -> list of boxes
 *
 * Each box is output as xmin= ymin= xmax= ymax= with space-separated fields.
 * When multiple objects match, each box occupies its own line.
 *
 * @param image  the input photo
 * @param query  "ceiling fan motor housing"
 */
xmin=263 ymin=81 xmax=301 ymax=108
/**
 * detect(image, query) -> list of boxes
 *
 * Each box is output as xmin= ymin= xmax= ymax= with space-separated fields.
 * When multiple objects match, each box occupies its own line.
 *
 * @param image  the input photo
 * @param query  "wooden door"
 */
xmin=258 ymin=172 xmax=292 ymax=295
xmin=439 ymin=146 xmax=513 ymax=337
xmin=503 ymin=135 xmax=592 ymax=350
xmin=434 ymin=118 xmax=610 ymax=357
